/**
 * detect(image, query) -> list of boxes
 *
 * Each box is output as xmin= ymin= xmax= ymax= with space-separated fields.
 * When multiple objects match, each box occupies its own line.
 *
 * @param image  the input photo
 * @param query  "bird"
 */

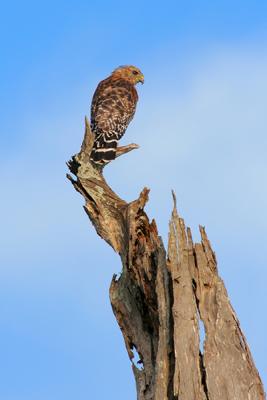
xmin=89 ymin=65 xmax=144 ymax=165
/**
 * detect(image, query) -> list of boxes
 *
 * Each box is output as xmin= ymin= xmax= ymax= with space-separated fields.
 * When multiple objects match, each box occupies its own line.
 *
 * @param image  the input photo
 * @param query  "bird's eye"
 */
xmin=132 ymin=70 xmax=139 ymax=75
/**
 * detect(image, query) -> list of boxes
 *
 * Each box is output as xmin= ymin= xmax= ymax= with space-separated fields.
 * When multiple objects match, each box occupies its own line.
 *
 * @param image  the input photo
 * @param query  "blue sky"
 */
xmin=1 ymin=1 xmax=267 ymax=398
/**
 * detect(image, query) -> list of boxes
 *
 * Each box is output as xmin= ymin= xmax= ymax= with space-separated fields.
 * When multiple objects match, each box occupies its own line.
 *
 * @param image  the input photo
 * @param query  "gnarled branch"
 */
xmin=67 ymin=117 xmax=265 ymax=400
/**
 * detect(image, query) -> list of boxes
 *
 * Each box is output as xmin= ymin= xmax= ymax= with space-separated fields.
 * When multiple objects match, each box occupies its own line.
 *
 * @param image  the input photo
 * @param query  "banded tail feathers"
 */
xmin=90 ymin=135 xmax=118 ymax=164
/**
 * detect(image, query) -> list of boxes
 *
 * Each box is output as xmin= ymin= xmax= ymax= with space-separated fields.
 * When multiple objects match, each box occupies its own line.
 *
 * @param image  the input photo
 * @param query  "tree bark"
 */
xmin=67 ymin=118 xmax=265 ymax=400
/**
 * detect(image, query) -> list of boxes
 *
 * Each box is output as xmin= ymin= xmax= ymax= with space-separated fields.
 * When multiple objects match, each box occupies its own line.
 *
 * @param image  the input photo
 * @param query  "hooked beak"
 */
xmin=139 ymin=75 xmax=145 ymax=84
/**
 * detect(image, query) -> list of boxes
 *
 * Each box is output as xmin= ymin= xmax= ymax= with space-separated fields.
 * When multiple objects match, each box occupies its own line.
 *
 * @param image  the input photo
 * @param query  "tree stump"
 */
xmin=67 ymin=118 xmax=265 ymax=400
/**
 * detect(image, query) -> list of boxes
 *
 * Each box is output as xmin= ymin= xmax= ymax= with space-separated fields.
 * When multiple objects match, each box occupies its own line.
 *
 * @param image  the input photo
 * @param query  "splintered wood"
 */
xmin=67 ymin=118 xmax=265 ymax=400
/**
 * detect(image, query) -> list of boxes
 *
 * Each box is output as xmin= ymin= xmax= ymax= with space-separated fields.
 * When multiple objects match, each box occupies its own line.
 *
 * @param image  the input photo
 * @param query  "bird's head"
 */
xmin=112 ymin=65 xmax=144 ymax=85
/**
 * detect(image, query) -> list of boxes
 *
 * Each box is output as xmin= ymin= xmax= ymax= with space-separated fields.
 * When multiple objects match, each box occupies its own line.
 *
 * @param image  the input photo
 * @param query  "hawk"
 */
xmin=90 ymin=65 xmax=144 ymax=164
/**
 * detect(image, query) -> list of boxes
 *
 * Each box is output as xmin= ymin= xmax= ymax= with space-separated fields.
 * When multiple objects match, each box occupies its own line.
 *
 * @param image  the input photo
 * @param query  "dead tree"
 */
xmin=67 ymin=118 xmax=265 ymax=400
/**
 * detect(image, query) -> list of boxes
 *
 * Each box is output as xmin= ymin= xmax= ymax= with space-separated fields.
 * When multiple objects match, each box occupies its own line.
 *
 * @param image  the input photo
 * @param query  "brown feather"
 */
xmin=90 ymin=66 xmax=143 ymax=164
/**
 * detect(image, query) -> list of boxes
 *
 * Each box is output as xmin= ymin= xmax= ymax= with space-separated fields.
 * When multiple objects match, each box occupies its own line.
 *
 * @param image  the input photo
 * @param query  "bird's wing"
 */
xmin=91 ymin=78 xmax=138 ymax=140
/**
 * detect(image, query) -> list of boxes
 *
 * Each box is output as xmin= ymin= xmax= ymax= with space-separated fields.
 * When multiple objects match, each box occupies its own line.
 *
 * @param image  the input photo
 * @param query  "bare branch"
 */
xmin=116 ymin=143 xmax=139 ymax=158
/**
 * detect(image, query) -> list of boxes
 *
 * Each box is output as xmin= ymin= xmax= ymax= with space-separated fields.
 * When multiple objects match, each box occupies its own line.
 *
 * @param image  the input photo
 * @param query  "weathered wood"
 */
xmin=194 ymin=227 xmax=265 ymax=400
xmin=167 ymin=199 xmax=206 ymax=400
xmin=67 ymin=118 xmax=266 ymax=400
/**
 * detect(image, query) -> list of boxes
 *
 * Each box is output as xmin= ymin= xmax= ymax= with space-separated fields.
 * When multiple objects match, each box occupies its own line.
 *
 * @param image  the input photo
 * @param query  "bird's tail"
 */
xmin=90 ymin=134 xmax=118 ymax=165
